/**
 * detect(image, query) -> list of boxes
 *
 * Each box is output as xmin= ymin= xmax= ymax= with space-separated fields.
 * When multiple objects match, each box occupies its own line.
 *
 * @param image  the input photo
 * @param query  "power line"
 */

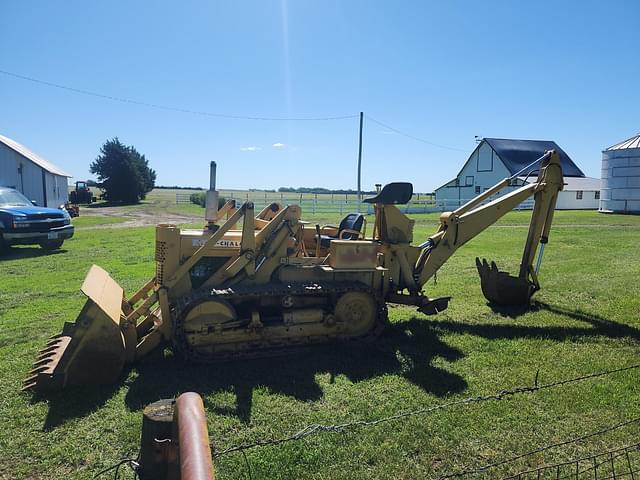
xmin=366 ymin=114 xmax=468 ymax=152
xmin=0 ymin=68 xmax=359 ymax=122
xmin=1 ymin=68 xmax=471 ymax=153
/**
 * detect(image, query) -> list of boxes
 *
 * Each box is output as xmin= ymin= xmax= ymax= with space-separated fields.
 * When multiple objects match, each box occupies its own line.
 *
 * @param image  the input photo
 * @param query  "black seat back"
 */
xmin=338 ymin=213 xmax=365 ymax=240
xmin=363 ymin=182 xmax=413 ymax=205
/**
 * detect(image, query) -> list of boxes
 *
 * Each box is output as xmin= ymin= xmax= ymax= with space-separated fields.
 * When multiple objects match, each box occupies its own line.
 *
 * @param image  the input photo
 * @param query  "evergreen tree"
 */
xmin=90 ymin=138 xmax=156 ymax=203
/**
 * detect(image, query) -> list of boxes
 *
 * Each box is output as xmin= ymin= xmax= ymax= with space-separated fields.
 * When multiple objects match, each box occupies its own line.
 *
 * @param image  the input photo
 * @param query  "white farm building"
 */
xmin=434 ymin=138 xmax=599 ymax=210
xmin=0 ymin=134 xmax=71 ymax=208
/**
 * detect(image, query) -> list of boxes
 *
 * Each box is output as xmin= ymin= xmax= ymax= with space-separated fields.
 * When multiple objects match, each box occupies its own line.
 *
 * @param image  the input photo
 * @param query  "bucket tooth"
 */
xmin=35 ymin=341 xmax=67 ymax=360
xmin=36 ymin=345 xmax=59 ymax=355
xmin=45 ymin=337 xmax=63 ymax=347
xmin=35 ymin=351 xmax=50 ymax=360
xmin=23 ymin=375 xmax=39 ymax=385
xmin=32 ymin=358 xmax=52 ymax=368
xmin=28 ymin=366 xmax=49 ymax=376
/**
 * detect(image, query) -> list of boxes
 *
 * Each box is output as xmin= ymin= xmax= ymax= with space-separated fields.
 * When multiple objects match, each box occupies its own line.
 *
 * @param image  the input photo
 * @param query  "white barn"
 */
xmin=434 ymin=138 xmax=599 ymax=210
xmin=0 ymin=134 xmax=71 ymax=208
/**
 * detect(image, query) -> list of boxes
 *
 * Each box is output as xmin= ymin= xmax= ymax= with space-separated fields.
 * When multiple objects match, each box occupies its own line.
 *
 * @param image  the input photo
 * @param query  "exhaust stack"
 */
xmin=205 ymin=161 xmax=219 ymax=229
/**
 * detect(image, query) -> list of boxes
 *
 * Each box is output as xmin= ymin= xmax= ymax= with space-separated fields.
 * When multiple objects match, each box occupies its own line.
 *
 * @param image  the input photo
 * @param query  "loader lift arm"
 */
xmin=414 ymin=150 xmax=563 ymax=305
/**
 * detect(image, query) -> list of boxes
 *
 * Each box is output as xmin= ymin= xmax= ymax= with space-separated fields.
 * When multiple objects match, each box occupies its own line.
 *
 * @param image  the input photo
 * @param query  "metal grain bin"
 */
xmin=600 ymin=133 xmax=640 ymax=213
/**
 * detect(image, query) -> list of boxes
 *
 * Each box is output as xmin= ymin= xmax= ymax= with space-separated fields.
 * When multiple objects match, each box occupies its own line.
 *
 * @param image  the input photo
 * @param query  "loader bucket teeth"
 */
xmin=475 ymin=257 xmax=535 ymax=306
xmin=23 ymin=265 xmax=128 ymax=392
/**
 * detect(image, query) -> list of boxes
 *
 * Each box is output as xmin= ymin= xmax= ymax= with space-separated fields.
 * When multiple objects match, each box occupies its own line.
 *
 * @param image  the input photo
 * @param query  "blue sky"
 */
xmin=1 ymin=1 xmax=638 ymax=192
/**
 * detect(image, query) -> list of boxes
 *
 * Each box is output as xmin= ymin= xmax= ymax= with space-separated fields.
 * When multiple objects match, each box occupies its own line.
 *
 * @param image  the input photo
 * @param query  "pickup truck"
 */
xmin=0 ymin=187 xmax=74 ymax=253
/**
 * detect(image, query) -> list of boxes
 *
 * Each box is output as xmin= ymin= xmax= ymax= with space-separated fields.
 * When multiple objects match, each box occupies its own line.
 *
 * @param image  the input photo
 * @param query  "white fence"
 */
xmin=217 ymin=195 xmax=535 ymax=216
xmin=175 ymin=193 xmax=191 ymax=204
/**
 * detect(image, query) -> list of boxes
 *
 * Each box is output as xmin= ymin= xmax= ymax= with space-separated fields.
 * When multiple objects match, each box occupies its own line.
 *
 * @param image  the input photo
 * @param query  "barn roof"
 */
xmin=0 ymin=134 xmax=71 ymax=177
xmin=484 ymin=138 xmax=585 ymax=177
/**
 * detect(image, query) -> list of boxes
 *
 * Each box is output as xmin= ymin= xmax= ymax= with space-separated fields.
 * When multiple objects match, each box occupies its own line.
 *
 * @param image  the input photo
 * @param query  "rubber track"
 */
xmin=172 ymin=281 xmax=389 ymax=362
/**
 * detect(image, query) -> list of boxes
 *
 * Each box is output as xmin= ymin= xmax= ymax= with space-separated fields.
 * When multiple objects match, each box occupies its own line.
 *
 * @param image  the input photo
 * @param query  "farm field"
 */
xmin=0 ymin=201 xmax=639 ymax=479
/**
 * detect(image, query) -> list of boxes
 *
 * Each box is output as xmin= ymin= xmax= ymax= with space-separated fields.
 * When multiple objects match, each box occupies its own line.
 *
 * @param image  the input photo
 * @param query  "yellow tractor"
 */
xmin=24 ymin=151 xmax=564 ymax=392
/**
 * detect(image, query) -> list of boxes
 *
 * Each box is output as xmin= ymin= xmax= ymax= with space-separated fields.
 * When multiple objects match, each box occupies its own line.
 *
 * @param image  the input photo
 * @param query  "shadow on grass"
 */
xmin=424 ymin=300 xmax=640 ymax=342
xmin=33 ymin=320 xmax=465 ymax=428
xmin=33 ymin=384 xmax=121 ymax=431
xmin=122 ymin=319 xmax=467 ymax=423
xmin=0 ymin=246 xmax=68 ymax=261
xmin=36 ymin=301 xmax=638 ymax=428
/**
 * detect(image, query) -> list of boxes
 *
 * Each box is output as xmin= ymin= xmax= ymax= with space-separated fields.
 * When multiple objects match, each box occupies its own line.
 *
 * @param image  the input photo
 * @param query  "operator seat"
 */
xmin=317 ymin=212 xmax=365 ymax=248
xmin=363 ymin=182 xmax=413 ymax=205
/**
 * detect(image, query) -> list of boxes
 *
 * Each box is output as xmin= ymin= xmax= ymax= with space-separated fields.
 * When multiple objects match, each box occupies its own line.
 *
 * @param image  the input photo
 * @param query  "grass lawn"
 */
xmin=0 ymin=209 xmax=639 ymax=479
xmin=71 ymin=215 xmax=129 ymax=228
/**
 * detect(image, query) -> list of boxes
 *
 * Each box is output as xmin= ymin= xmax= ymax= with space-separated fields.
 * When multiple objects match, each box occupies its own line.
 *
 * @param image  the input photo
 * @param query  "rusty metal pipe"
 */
xmin=175 ymin=393 xmax=215 ymax=480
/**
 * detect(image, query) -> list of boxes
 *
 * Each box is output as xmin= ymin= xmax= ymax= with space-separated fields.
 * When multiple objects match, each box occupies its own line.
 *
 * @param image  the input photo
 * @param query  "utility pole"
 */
xmin=357 ymin=111 xmax=364 ymax=206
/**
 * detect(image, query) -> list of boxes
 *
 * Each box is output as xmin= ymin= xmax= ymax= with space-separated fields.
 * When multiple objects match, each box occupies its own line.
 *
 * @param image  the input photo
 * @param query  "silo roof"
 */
xmin=606 ymin=133 xmax=640 ymax=150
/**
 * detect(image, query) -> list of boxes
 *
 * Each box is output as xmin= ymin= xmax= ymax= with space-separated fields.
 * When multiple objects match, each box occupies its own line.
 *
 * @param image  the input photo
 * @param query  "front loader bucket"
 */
xmin=475 ymin=258 xmax=537 ymax=306
xmin=23 ymin=265 xmax=128 ymax=392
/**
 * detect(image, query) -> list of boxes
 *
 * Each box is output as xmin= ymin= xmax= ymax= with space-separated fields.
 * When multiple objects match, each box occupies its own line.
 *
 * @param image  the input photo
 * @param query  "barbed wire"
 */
xmin=0 ymin=69 xmax=359 ymax=122
xmin=438 ymin=416 xmax=640 ymax=479
xmin=93 ymin=457 xmax=139 ymax=479
xmin=212 ymin=362 xmax=640 ymax=458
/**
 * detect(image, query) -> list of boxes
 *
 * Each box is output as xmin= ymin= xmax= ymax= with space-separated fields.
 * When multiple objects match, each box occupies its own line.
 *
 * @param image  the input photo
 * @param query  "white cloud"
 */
xmin=240 ymin=146 xmax=262 ymax=152
xmin=272 ymin=142 xmax=285 ymax=148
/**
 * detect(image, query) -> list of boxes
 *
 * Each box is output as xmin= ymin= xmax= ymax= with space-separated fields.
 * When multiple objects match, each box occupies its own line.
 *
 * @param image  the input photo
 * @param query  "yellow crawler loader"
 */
xmin=24 ymin=151 xmax=564 ymax=392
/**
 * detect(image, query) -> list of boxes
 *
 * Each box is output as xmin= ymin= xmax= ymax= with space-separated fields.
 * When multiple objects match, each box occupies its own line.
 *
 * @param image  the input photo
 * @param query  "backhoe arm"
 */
xmin=415 ymin=150 xmax=564 ymax=304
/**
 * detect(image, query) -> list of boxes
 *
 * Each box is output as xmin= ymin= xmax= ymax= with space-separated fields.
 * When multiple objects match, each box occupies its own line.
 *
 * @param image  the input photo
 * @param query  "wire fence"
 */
xmin=181 ymin=192 xmax=535 ymax=216
xmin=501 ymin=442 xmax=640 ymax=480
xmin=439 ymin=417 xmax=640 ymax=479
xmin=96 ymin=363 xmax=639 ymax=479
xmin=211 ymin=363 xmax=640 ymax=458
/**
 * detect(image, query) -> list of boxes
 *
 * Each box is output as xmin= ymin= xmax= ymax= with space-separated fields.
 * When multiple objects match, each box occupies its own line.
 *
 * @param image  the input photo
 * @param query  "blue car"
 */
xmin=0 ymin=187 xmax=74 ymax=253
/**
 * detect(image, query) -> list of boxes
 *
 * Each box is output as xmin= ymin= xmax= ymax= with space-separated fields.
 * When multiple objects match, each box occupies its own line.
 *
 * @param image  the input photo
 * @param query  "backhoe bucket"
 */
xmin=475 ymin=258 xmax=536 ymax=306
xmin=23 ymin=265 xmax=128 ymax=392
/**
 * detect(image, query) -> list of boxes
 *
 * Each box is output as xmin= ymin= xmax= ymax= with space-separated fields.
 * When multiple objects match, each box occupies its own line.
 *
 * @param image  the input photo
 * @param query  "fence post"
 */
xmin=139 ymin=398 xmax=174 ymax=480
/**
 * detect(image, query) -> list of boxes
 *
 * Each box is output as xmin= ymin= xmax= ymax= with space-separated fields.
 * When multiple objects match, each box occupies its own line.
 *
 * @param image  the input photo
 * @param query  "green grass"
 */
xmin=71 ymin=215 xmax=129 ymax=228
xmin=0 ymin=210 xmax=639 ymax=479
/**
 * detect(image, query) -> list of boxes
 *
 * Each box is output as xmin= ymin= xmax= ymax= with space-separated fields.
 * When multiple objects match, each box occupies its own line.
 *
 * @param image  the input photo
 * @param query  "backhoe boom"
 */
xmin=415 ymin=150 xmax=563 ymax=304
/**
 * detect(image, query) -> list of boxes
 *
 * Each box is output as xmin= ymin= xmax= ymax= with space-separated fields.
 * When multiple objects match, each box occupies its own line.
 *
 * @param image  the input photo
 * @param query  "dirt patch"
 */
xmin=79 ymin=205 xmax=203 ymax=229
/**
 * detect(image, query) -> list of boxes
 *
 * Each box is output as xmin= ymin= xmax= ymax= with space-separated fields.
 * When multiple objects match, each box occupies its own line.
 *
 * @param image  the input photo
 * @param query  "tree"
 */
xmin=90 ymin=138 xmax=156 ymax=203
